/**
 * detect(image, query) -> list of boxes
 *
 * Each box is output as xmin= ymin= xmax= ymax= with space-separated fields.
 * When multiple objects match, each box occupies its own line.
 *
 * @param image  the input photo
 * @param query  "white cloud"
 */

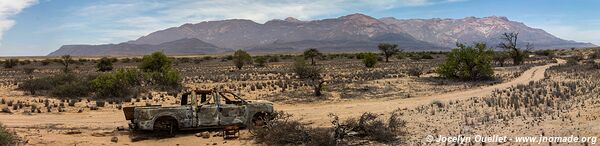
xmin=0 ymin=0 xmax=37 ymax=45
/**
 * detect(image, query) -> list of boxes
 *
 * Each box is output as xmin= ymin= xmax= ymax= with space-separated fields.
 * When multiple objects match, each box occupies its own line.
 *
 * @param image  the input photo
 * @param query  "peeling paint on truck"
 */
xmin=124 ymin=90 xmax=274 ymax=131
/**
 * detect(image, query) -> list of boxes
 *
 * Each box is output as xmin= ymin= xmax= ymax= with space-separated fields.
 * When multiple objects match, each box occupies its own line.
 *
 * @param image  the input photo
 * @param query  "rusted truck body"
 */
xmin=123 ymin=90 xmax=273 ymax=132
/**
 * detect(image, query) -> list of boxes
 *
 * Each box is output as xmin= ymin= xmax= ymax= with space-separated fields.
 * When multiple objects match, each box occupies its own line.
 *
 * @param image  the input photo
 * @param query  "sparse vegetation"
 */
xmin=293 ymin=58 xmax=325 ymax=96
xmin=253 ymin=111 xmax=406 ymax=145
xmin=3 ymin=59 xmax=18 ymax=69
xmin=407 ymin=66 xmax=424 ymax=77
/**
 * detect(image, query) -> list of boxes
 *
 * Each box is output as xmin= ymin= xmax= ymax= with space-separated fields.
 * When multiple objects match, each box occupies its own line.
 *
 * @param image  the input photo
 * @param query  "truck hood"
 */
xmin=246 ymin=100 xmax=273 ymax=105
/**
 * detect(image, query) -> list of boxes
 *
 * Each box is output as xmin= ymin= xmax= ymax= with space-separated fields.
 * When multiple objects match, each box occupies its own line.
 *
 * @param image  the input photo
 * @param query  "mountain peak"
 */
xmin=339 ymin=13 xmax=375 ymax=20
xmin=284 ymin=17 xmax=302 ymax=22
xmin=484 ymin=16 xmax=509 ymax=21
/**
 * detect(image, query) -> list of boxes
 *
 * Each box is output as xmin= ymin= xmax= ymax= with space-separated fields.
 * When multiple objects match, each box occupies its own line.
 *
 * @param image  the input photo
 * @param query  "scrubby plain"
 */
xmin=0 ymin=47 xmax=597 ymax=145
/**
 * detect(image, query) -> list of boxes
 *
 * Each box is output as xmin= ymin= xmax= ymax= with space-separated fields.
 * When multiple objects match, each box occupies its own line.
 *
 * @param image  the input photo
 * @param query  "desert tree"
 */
xmin=361 ymin=53 xmax=378 ymax=68
xmin=293 ymin=58 xmax=325 ymax=96
xmin=498 ymin=32 xmax=527 ymax=65
xmin=438 ymin=42 xmax=494 ymax=80
xmin=59 ymin=55 xmax=75 ymax=72
xmin=96 ymin=57 xmax=114 ymax=72
xmin=303 ymin=48 xmax=322 ymax=65
xmin=378 ymin=43 xmax=401 ymax=62
xmin=233 ymin=50 xmax=252 ymax=70
xmin=139 ymin=52 xmax=181 ymax=92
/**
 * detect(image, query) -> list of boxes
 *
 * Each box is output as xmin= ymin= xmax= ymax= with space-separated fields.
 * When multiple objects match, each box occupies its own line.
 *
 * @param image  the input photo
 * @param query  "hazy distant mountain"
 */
xmin=50 ymin=13 xmax=595 ymax=56
xmin=379 ymin=16 xmax=596 ymax=49
xmin=49 ymin=38 xmax=226 ymax=56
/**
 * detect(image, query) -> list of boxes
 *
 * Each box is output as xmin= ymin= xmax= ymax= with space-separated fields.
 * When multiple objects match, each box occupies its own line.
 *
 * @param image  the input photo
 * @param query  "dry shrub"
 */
xmin=252 ymin=111 xmax=406 ymax=145
xmin=0 ymin=123 xmax=18 ymax=146
xmin=332 ymin=112 xmax=406 ymax=143
xmin=252 ymin=111 xmax=312 ymax=145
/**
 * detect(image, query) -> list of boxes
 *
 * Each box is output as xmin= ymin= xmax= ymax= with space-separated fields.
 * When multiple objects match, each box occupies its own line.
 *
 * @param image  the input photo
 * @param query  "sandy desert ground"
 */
xmin=1 ymin=52 xmax=599 ymax=145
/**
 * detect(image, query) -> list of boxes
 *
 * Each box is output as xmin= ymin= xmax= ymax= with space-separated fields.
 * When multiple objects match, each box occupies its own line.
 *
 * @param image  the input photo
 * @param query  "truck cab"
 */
xmin=123 ymin=89 xmax=273 ymax=133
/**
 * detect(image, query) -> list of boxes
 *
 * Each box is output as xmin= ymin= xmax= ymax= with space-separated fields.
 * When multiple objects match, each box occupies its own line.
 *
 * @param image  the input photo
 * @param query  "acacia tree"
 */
xmin=293 ymin=58 xmax=324 ymax=96
xmin=378 ymin=43 xmax=401 ymax=62
xmin=303 ymin=48 xmax=322 ymax=65
xmin=59 ymin=55 xmax=74 ymax=72
xmin=233 ymin=50 xmax=252 ymax=70
xmin=498 ymin=32 xmax=527 ymax=65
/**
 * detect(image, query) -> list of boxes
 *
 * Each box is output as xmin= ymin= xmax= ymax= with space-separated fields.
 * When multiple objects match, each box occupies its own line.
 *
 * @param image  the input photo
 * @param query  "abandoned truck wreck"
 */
xmin=123 ymin=89 xmax=274 ymax=133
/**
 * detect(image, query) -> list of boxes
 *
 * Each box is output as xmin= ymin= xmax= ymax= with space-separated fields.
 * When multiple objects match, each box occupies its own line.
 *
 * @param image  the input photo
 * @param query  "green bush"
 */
xmin=137 ymin=52 xmax=182 ymax=92
xmin=96 ymin=57 xmax=114 ymax=72
xmin=18 ymin=74 xmax=83 ymax=96
xmin=437 ymin=43 xmax=494 ymax=80
xmin=254 ymin=56 xmax=268 ymax=67
xmin=50 ymin=77 xmax=94 ymax=98
xmin=0 ymin=123 xmax=18 ymax=146
xmin=268 ymin=55 xmax=280 ymax=62
xmin=419 ymin=53 xmax=434 ymax=59
xmin=92 ymin=70 xmax=144 ymax=99
xmin=139 ymin=52 xmax=172 ymax=72
xmin=361 ymin=53 xmax=378 ymax=68
xmin=146 ymin=69 xmax=181 ymax=91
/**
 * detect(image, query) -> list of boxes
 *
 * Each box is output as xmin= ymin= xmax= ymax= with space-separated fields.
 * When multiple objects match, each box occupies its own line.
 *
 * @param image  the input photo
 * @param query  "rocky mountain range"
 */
xmin=49 ymin=13 xmax=596 ymax=56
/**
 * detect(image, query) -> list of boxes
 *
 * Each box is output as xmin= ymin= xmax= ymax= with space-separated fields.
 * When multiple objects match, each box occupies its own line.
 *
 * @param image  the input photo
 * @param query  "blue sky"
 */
xmin=0 ymin=0 xmax=599 ymax=56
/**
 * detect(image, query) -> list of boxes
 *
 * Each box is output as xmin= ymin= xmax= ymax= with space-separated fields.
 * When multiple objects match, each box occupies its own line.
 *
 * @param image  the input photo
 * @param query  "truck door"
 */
xmin=217 ymin=92 xmax=246 ymax=126
xmin=197 ymin=93 xmax=219 ymax=126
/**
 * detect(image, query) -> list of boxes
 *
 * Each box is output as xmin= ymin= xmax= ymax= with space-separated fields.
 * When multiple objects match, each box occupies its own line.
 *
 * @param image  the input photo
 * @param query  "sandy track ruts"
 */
xmin=0 ymin=61 xmax=561 ymax=129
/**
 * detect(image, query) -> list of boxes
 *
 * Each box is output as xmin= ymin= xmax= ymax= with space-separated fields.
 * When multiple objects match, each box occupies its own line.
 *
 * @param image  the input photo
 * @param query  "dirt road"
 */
xmin=0 ymin=61 xmax=561 ymax=145
xmin=277 ymin=61 xmax=561 ymax=125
